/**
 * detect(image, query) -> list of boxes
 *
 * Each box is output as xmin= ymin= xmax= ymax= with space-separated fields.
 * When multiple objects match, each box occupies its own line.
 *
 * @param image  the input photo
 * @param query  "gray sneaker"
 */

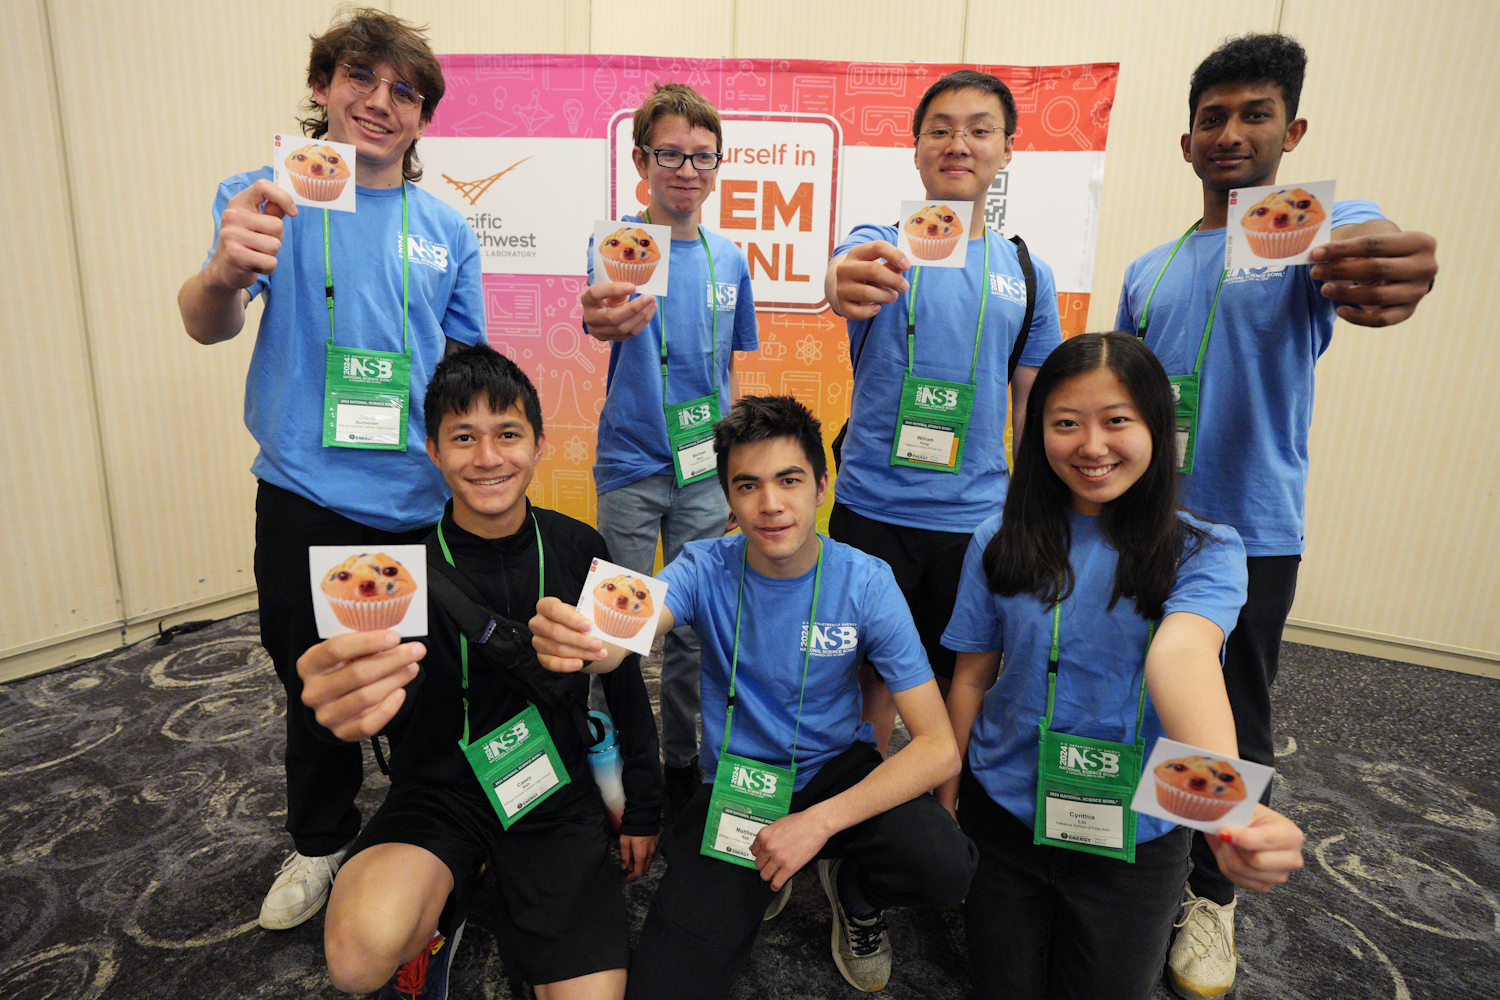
xmin=817 ymin=859 xmax=891 ymax=992
xmin=258 ymin=848 xmax=345 ymax=930
xmin=763 ymin=876 xmax=794 ymax=921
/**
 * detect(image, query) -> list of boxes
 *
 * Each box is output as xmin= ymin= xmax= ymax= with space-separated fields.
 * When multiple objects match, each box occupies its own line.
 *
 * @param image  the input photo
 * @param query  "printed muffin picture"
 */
xmin=599 ymin=227 xmax=661 ymax=284
xmin=320 ymin=552 xmax=417 ymax=631
xmin=1154 ymin=756 xmax=1247 ymax=822
xmin=284 ymin=143 xmax=351 ymax=202
xmin=591 ymin=574 xmax=654 ymax=639
xmin=904 ymin=204 xmax=964 ymax=260
xmin=1240 ymin=187 xmax=1326 ymax=258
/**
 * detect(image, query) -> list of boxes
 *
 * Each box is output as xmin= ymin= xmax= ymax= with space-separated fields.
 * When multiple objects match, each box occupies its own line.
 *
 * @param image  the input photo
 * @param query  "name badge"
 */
xmin=701 ymin=751 xmax=794 ymax=869
xmin=890 ymin=373 xmax=974 ymax=473
xmin=1168 ymin=373 xmax=1201 ymax=475
xmin=324 ymin=344 xmax=411 ymax=451
xmin=461 ymin=703 xmax=569 ymax=829
xmin=1034 ymin=727 xmax=1143 ymax=862
xmin=666 ymin=394 xmax=720 ymax=486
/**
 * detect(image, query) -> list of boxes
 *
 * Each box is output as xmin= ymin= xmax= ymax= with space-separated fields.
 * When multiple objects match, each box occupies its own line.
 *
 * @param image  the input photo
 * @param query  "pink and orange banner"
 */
xmin=419 ymin=55 xmax=1117 ymax=527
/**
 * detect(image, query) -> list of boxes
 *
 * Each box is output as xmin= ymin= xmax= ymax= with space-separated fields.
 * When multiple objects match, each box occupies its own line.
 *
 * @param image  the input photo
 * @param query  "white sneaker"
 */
xmin=1168 ymin=887 xmax=1236 ymax=999
xmin=258 ymin=848 xmax=346 ymax=930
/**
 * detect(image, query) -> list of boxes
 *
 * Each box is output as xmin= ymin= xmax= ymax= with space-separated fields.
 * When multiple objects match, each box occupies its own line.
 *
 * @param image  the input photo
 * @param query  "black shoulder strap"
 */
xmin=1007 ymin=234 xmax=1037 ymax=382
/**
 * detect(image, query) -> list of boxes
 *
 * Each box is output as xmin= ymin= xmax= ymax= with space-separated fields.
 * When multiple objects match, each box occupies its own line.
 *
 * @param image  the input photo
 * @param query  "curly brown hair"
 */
xmin=298 ymin=6 xmax=445 ymax=182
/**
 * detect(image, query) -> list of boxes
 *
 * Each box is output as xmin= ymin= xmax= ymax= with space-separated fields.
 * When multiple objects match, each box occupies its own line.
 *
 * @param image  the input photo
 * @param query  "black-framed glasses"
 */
xmin=340 ymin=63 xmax=423 ymax=112
xmin=638 ymin=145 xmax=723 ymax=171
xmin=916 ymin=125 xmax=1007 ymax=145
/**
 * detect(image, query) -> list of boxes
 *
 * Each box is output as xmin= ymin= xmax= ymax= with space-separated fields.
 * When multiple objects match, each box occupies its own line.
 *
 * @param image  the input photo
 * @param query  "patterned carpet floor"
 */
xmin=1 ymin=612 xmax=1496 ymax=999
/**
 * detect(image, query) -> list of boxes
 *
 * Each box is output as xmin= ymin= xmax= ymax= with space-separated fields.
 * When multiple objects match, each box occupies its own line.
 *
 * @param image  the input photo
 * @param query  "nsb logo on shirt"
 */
xmin=801 ymin=622 xmax=859 ymax=657
xmin=729 ymin=763 xmax=778 ymax=796
xmin=989 ymin=272 xmax=1027 ymax=305
xmin=1057 ymin=742 xmax=1120 ymax=778
xmin=483 ymin=719 xmax=530 ymax=762
xmin=678 ymin=402 xmax=713 ymax=429
xmin=343 ymin=356 xmax=395 ymax=381
xmin=914 ymin=385 xmax=960 ymax=411
xmin=707 ymin=281 xmax=738 ymax=310
xmin=400 ymin=233 xmax=451 ymax=273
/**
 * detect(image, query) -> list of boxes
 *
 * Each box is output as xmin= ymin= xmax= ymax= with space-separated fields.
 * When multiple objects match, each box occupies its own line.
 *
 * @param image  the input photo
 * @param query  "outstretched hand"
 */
xmin=1208 ymin=803 xmax=1305 ymax=893
xmin=1310 ymin=230 xmax=1437 ymax=327
xmin=297 ymin=630 xmax=423 ymax=742
xmin=830 ymin=241 xmax=911 ymax=320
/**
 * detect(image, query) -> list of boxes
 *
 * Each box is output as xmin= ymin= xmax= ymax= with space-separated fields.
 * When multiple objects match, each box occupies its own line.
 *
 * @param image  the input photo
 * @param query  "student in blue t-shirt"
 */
xmin=532 ymin=395 xmax=975 ymax=999
xmin=939 ymin=332 xmax=1306 ymax=1000
xmin=1114 ymin=34 xmax=1438 ymax=998
xmin=579 ymin=83 xmax=759 ymax=810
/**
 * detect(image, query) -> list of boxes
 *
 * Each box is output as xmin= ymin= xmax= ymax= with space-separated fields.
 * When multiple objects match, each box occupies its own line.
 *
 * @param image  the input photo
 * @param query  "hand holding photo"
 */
xmin=309 ymin=545 xmax=427 ymax=638
xmin=593 ymin=220 xmax=672 ymax=297
xmin=577 ymin=557 xmax=668 ymax=657
xmin=897 ymin=200 xmax=972 ymax=267
xmin=1131 ymin=737 xmax=1273 ymax=834
xmin=1225 ymin=179 xmax=1335 ymax=269
xmin=274 ymin=134 xmax=358 ymax=212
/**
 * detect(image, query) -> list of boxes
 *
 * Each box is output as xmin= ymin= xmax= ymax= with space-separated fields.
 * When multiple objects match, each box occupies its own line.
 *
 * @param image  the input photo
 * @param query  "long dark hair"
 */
xmin=983 ymin=332 xmax=1212 ymax=619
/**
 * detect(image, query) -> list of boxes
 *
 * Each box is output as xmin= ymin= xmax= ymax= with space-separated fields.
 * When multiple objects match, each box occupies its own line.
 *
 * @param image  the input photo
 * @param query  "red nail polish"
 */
xmin=1217 ymin=830 xmax=1234 ymax=843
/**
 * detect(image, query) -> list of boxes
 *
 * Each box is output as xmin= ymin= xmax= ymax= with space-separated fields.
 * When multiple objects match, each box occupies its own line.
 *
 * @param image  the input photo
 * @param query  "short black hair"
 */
xmin=1189 ymin=33 xmax=1307 ymax=126
xmin=713 ymin=395 xmax=826 ymax=494
xmin=424 ymin=344 xmax=543 ymax=444
xmin=912 ymin=70 xmax=1018 ymax=139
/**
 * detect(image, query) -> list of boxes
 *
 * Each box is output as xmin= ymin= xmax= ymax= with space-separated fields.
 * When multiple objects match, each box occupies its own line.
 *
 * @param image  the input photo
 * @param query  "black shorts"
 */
xmin=828 ymin=502 xmax=972 ymax=679
xmin=350 ymin=780 xmax=628 ymax=985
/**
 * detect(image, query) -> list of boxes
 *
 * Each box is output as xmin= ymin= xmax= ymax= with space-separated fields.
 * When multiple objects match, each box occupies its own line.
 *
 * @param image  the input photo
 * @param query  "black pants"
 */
xmin=959 ymin=767 xmax=1191 ymax=1000
xmin=1188 ymin=554 xmax=1300 ymax=904
xmin=625 ymin=743 xmax=977 ymax=1000
xmin=254 ymin=481 xmax=432 ymax=856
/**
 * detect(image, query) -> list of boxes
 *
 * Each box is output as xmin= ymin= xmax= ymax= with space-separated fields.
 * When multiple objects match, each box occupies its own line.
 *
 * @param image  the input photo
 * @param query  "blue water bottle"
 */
xmin=587 ymin=710 xmax=626 ymax=832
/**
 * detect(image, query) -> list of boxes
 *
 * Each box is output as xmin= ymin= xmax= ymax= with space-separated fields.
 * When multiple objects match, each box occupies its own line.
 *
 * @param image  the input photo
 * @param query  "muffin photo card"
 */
xmin=592 ymin=220 xmax=672 ymax=298
xmin=309 ymin=545 xmax=428 ymax=638
xmin=1130 ymin=737 xmax=1273 ymax=834
xmin=576 ymin=558 xmax=668 ymax=658
xmin=274 ymin=134 xmax=358 ymax=213
xmin=1225 ymin=178 xmax=1335 ymax=269
xmin=896 ymin=200 xmax=973 ymax=268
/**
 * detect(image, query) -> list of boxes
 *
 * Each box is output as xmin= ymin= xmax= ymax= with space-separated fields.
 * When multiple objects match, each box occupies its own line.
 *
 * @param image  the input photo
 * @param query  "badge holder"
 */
xmin=442 ymin=516 xmax=570 ymax=829
xmin=888 ymin=235 xmax=989 ymax=474
xmin=1032 ymin=607 xmax=1152 ymax=863
xmin=666 ymin=395 xmax=720 ymax=486
xmin=320 ymin=185 xmax=413 ymax=452
xmin=701 ymin=539 xmax=824 ymax=869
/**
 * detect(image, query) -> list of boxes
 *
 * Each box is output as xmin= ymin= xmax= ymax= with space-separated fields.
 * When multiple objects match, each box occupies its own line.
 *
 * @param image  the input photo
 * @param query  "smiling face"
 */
xmin=725 ymin=436 xmax=829 ymax=578
xmin=633 ymin=114 xmax=719 ymax=225
xmin=913 ymin=87 xmax=1014 ymax=208
xmin=1043 ymin=367 xmax=1153 ymax=516
xmin=425 ymin=398 xmax=544 ymax=539
xmin=1181 ymin=80 xmax=1306 ymax=194
xmin=312 ymin=60 xmax=428 ymax=188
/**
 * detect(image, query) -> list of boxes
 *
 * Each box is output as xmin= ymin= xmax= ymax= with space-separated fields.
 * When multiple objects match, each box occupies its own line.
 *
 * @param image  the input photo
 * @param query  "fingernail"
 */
xmin=1217 ymin=830 xmax=1234 ymax=843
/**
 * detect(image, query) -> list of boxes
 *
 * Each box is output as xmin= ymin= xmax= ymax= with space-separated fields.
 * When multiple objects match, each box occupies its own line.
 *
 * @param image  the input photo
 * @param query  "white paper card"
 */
xmin=1131 ymin=737 xmax=1273 ymax=834
xmin=274 ymin=134 xmax=358 ymax=213
xmin=896 ymin=200 xmax=973 ymax=268
xmin=592 ymin=219 xmax=672 ymax=297
xmin=1225 ymin=179 xmax=1335 ymax=269
xmin=576 ymin=557 xmax=669 ymax=657
xmin=309 ymin=544 xmax=427 ymax=638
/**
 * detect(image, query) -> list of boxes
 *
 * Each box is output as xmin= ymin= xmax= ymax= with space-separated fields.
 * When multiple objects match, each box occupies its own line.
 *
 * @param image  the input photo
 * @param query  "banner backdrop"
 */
xmin=420 ymin=55 xmax=1116 ymax=529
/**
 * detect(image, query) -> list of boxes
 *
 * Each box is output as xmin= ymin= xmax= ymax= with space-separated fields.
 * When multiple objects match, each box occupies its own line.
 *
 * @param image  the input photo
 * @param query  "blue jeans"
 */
xmin=597 ymin=474 xmax=728 ymax=768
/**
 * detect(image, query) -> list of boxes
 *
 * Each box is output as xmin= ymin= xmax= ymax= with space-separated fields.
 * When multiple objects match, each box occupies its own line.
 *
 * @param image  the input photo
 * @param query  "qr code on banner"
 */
xmin=985 ymin=171 xmax=1009 ymax=232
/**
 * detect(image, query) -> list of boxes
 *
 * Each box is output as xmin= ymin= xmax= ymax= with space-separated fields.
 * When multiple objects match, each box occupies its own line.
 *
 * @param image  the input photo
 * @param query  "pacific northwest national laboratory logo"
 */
xmin=441 ymin=157 xmax=533 ymax=205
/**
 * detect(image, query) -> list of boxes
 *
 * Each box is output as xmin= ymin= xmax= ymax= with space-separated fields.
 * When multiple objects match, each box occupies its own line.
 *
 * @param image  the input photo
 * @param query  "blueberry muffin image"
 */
xmin=320 ymin=552 xmax=417 ymax=630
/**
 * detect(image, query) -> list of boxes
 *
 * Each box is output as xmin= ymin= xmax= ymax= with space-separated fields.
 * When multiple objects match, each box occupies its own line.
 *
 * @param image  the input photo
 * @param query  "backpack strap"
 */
xmin=1006 ymin=234 xmax=1037 ymax=382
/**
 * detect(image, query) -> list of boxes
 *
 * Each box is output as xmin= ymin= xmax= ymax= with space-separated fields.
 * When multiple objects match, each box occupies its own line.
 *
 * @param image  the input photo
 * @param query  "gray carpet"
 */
xmin=1 ymin=613 xmax=1496 ymax=999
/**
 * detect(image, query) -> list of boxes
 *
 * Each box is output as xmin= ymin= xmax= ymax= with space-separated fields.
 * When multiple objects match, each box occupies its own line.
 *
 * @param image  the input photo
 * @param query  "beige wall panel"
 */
xmin=47 ymin=0 xmax=351 ymax=620
xmin=1281 ymin=0 xmax=1500 ymax=656
xmin=0 ymin=0 xmax=120 ymax=653
xmin=735 ymin=1 xmax=965 ymax=62
xmin=590 ymin=0 xmax=734 ymax=57
xmin=394 ymin=0 xmax=590 ymax=54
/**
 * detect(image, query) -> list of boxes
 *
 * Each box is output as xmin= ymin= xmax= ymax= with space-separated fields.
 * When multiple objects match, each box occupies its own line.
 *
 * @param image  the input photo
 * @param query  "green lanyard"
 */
xmin=1136 ymin=219 xmax=1225 ymax=380
xmin=438 ymin=513 xmax=545 ymax=747
xmin=1041 ymin=602 xmax=1153 ymax=740
xmin=721 ymin=536 xmax=824 ymax=768
xmin=323 ymin=182 xmax=410 ymax=352
xmin=905 ymin=231 xmax=991 ymax=385
xmin=642 ymin=209 xmax=718 ymax=399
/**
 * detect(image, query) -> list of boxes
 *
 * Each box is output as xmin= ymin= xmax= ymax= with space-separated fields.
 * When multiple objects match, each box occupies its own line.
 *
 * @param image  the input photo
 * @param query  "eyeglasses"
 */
xmin=916 ymin=125 xmax=1007 ymax=145
xmin=638 ymin=145 xmax=724 ymax=171
xmin=339 ymin=63 xmax=423 ymax=112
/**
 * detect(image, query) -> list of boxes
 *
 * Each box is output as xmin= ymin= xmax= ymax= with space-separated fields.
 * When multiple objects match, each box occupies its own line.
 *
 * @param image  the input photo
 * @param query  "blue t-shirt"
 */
xmin=208 ymin=168 xmax=485 ymax=532
xmin=942 ymin=510 xmax=1247 ymax=843
xmin=662 ymin=534 xmax=933 ymax=791
xmin=1116 ymin=200 xmax=1384 ymax=556
xmin=834 ymin=225 xmax=1063 ymax=534
xmin=587 ymin=218 xmax=759 ymax=494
